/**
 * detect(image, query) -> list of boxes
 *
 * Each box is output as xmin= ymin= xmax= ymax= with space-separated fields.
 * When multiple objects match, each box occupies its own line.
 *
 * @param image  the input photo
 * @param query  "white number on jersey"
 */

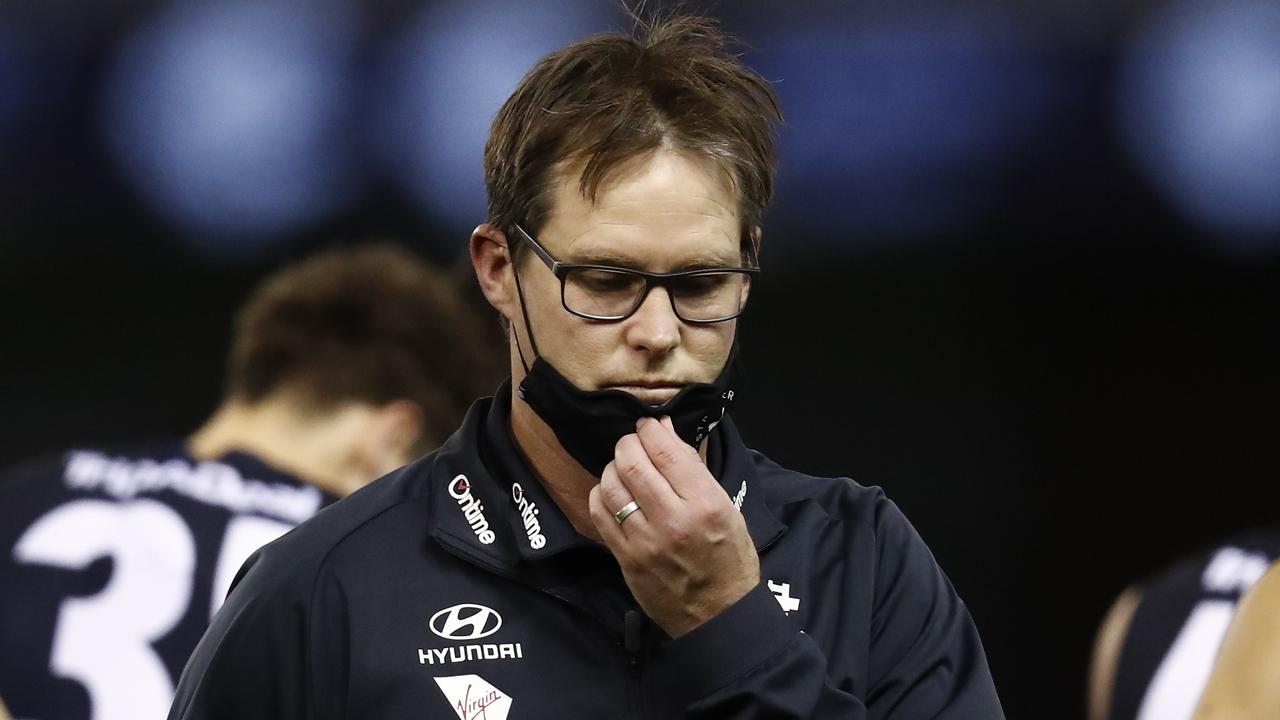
xmin=14 ymin=500 xmax=195 ymax=720
xmin=13 ymin=499 xmax=294 ymax=720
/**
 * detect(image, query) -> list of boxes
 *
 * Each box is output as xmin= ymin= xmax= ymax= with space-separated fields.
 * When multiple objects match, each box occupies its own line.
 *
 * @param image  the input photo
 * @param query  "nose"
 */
xmin=623 ymin=286 xmax=681 ymax=356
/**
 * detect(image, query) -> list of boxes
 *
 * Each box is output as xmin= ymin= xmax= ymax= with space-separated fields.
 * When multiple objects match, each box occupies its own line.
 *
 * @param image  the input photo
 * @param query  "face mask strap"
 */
xmin=509 ymin=246 xmax=541 ymax=374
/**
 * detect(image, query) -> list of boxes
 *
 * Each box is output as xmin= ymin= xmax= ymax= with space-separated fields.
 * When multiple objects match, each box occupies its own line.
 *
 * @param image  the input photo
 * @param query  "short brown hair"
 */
xmin=484 ymin=14 xmax=782 ymax=245
xmin=227 ymin=244 xmax=505 ymax=450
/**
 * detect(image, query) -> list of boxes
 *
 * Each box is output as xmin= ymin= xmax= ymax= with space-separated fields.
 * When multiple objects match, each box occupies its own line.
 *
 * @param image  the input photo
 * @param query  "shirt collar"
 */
xmin=430 ymin=382 xmax=786 ymax=568
xmin=703 ymin=410 xmax=787 ymax=552
xmin=481 ymin=384 xmax=592 ymax=560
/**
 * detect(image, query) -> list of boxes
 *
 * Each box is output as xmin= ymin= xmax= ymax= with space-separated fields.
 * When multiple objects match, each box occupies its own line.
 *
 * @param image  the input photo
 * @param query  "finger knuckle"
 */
xmin=618 ymin=458 xmax=645 ymax=479
xmin=666 ymin=518 xmax=693 ymax=548
xmin=652 ymin=446 xmax=679 ymax=468
xmin=601 ymin=485 xmax=629 ymax=509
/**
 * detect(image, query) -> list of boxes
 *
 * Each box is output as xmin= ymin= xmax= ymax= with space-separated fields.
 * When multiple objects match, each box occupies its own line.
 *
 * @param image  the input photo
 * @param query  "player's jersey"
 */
xmin=1109 ymin=527 xmax=1280 ymax=720
xmin=0 ymin=442 xmax=338 ymax=720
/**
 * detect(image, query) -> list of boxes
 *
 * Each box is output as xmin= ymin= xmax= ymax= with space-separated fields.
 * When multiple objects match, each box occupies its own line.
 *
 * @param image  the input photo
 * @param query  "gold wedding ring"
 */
xmin=614 ymin=500 xmax=641 ymax=525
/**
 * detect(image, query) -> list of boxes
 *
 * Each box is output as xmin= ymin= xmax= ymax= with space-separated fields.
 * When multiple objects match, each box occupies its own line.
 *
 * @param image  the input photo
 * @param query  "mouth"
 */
xmin=606 ymin=383 xmax=684 ymax=407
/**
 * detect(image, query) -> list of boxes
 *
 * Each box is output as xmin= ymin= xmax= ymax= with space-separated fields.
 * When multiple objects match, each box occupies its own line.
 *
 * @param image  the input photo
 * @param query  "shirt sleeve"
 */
xmin=167 ymin=547 xmax=350 ymax=720
xmin=646 ymin=494 xmax=1004 ymax=719
xmin=863 ymin=496 xmax=1004 ymax=718
xmin=648 ymin=582 xmax=869 ymax=718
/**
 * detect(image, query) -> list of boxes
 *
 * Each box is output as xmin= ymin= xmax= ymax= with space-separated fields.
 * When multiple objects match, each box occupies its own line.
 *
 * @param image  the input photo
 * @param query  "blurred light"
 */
xmin=0 ymin=29 xmax=30 ymax=141
xmin=1117 ymin=0 xmax=1280 ymax=256
xmin=0 ymin=28 xmax=75 ymax=146
xmin=102 ymin=0 xmax=361 ymax=258
xmin=744 ymin=8 xmax=1063 ymax=251
xmin=374 ymin=1 xmax=615 ymax=249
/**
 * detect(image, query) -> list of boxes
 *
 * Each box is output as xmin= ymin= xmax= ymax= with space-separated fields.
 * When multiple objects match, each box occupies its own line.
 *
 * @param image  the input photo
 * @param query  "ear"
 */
xmin=750 ymin=225 xmax=763 ymax=263
xmin=471 ymin=224 xmax=517 ymax=325
xmin=355 ymin=400 xmax=424 ymax=479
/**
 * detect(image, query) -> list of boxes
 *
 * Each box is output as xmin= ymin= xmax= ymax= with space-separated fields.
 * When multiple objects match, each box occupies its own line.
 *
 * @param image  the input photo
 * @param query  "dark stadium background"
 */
xmin=2 ymin=1 xmax=1278 ymax=716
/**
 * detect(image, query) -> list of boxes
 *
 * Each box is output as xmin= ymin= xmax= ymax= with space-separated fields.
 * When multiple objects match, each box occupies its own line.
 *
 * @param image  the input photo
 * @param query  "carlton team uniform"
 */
xmin=1108 ymin=528 xmax=1280 ymax=720
xmin=169 ymin=388 xmax=1004 ymax=719
xmin=0 ymin=443 xmax=337 ymax=720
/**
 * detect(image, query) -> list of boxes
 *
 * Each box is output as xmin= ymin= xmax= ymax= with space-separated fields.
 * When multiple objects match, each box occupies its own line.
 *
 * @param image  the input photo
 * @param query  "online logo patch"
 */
xmin=433 ymin=674 xmax=512 ymax=720
xmin=510 ymin=483 xmax=547 ymax=550
xmin=449 ymin=474 xmax=495 ymax=545
xmin=419 ymin=603 xmax=524 ymax=667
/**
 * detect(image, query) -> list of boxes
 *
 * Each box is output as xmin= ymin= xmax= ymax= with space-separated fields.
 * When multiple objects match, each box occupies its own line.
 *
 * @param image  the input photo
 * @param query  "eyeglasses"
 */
xmin=512 ymin=224 xmax=759 ymax=324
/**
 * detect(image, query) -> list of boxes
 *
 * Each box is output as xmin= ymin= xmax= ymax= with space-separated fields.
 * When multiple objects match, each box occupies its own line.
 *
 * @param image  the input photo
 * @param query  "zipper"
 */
xmin=624 ymin=609 xmax=643 ymax=674
xmin=432 ymin=531 xmax=788 ymax=720
xmin=624 ymin=609 xmax=645 ymax=719
xmin=435 ymin=536 xmax=649 ymax=713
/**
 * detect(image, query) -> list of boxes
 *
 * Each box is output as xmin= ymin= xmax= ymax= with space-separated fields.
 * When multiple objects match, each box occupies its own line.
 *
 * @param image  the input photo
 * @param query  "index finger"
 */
xmin=634 ymin=416 xmax=714 ymax=499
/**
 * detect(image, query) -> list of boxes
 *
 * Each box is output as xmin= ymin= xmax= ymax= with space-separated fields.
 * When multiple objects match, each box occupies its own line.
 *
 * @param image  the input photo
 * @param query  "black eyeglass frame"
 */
xmin=512 ymin=223 xmax=760 ymax=324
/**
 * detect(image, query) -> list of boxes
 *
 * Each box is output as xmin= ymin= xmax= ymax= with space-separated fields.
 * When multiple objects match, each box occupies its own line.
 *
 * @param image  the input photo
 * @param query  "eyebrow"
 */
xmin=568 ymin=248 xmax=744 ymax=270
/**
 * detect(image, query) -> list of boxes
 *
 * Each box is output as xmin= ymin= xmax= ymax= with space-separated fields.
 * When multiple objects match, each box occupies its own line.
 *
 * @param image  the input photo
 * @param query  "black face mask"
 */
xmin=517 ymin=347 xmax=739 ymax=477
xmin=509 ymin=248 xmax=741 ymax=477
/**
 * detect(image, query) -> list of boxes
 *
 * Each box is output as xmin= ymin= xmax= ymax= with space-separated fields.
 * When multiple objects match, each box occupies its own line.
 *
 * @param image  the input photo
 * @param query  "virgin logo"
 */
xmin=433 ymin=674 xmax=512 ymax=720
xmin=430 ymin=604 xmax=503 ymax=641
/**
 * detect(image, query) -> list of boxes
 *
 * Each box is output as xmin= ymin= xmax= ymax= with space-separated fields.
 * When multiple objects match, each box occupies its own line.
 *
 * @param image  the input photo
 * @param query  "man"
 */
xmin=169 ymin=16 xmax=1004 ymax=719
xmin=1088 ymin=528 xmax=1280 ymax=720
xmin=0 ymin=244 xmax=501 ymax=720
xmin=1188 ymin=559 xmax=1280 ymax=719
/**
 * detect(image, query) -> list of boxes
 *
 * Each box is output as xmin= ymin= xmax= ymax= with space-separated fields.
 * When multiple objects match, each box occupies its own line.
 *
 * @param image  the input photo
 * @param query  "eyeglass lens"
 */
xmin=562 ymin=268 xmax=749 ymax=321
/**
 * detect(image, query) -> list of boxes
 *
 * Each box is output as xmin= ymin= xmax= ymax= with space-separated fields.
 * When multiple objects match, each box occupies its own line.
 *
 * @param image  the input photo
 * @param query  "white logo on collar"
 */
xmin=510 ymin=483 xmax=547 ymax=550
xmin=731 ymin=480 xmax=747 ymax=511
xmin=430 ymin=603 xmax=502 ymax=641
xmin=433 ymin=674 xmax=512 ymax=720
xmin=448 ymin=475 xmax=495 ymax=545
xmin=768 ymin=579 xmax=800 ymax=615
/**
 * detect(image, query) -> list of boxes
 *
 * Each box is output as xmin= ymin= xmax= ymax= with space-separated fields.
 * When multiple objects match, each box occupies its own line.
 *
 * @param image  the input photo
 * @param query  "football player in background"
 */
xmin=0 ymin=243 xmax=502 ymax=720
xmin=1089 ymin=528 xmax=1280 ymax=720
xmin=1189 ymin=559 xmax=1280 ymax=719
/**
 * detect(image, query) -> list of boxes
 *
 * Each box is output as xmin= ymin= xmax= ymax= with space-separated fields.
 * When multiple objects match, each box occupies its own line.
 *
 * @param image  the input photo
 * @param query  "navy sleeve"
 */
xmin=863 ymin=497 xmax=1003 ymax=717
xmin=649 ymin=582 xmax=868 ymax=718
xmin=168 ymin=548 xmax=350 ymax=720
xmin=646 ymin=496 xmax=1003 ymax=719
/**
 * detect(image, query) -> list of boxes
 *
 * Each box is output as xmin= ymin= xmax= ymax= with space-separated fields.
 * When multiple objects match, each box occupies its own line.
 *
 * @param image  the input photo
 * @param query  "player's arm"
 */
xmin=1087 ymin=585 xmax=1142 ymax=720
xmin=1191 ymin=561 xmax=1280 ymax=720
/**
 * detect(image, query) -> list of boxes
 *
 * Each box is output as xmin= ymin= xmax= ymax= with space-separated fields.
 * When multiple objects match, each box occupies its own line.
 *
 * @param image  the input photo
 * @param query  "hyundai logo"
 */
xmin=430 ymin=603 xmax=503 ymax=641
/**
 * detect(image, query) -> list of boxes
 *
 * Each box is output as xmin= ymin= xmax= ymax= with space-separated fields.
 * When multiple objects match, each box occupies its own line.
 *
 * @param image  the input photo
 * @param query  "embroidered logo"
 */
xmin=430 ymin=604 xmax=502 ymax=641
xmin=768 ymin=579 xmax=800 ymax=615
xmin=420 ymin=604 xmax=523 ymax=666
xmin=433 ymin=674 xmax=512 ymax=720
xmin=731 ymin=480 xmax=747 ymax=511
xmin=418 ymin=644 xmax=523 ymax=666
xmin=448 ymin=475 xmax=495 ymax=545
xmin=510 ymin=483 xmax=547 ymax=550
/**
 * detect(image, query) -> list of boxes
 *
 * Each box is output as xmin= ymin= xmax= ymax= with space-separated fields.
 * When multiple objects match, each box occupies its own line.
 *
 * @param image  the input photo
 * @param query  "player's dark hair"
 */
xmin=484 ymin=13 xmax=782 ymax=250
xmin=227 ymin=244 xmax=504 ymax=451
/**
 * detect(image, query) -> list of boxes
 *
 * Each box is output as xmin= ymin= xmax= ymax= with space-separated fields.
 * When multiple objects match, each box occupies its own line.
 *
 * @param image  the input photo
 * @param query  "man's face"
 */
xmin=513 ymin=149 xmax=744 ymax=407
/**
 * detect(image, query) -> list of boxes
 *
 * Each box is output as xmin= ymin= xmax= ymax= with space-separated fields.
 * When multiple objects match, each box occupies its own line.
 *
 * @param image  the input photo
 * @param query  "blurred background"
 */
xmin=2 ymin=0 xmax=1279 ymax=715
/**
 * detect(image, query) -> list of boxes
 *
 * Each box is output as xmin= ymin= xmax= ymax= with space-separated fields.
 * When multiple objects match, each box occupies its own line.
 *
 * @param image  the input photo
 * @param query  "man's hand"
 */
xmin=588 ymin=416 xmax=760 ymax=639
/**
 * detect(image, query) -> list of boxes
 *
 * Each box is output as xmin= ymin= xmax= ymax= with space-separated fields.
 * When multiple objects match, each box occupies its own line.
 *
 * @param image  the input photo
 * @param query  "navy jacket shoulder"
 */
xmin=170 ymin=398 xmax=1003 ymax=720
